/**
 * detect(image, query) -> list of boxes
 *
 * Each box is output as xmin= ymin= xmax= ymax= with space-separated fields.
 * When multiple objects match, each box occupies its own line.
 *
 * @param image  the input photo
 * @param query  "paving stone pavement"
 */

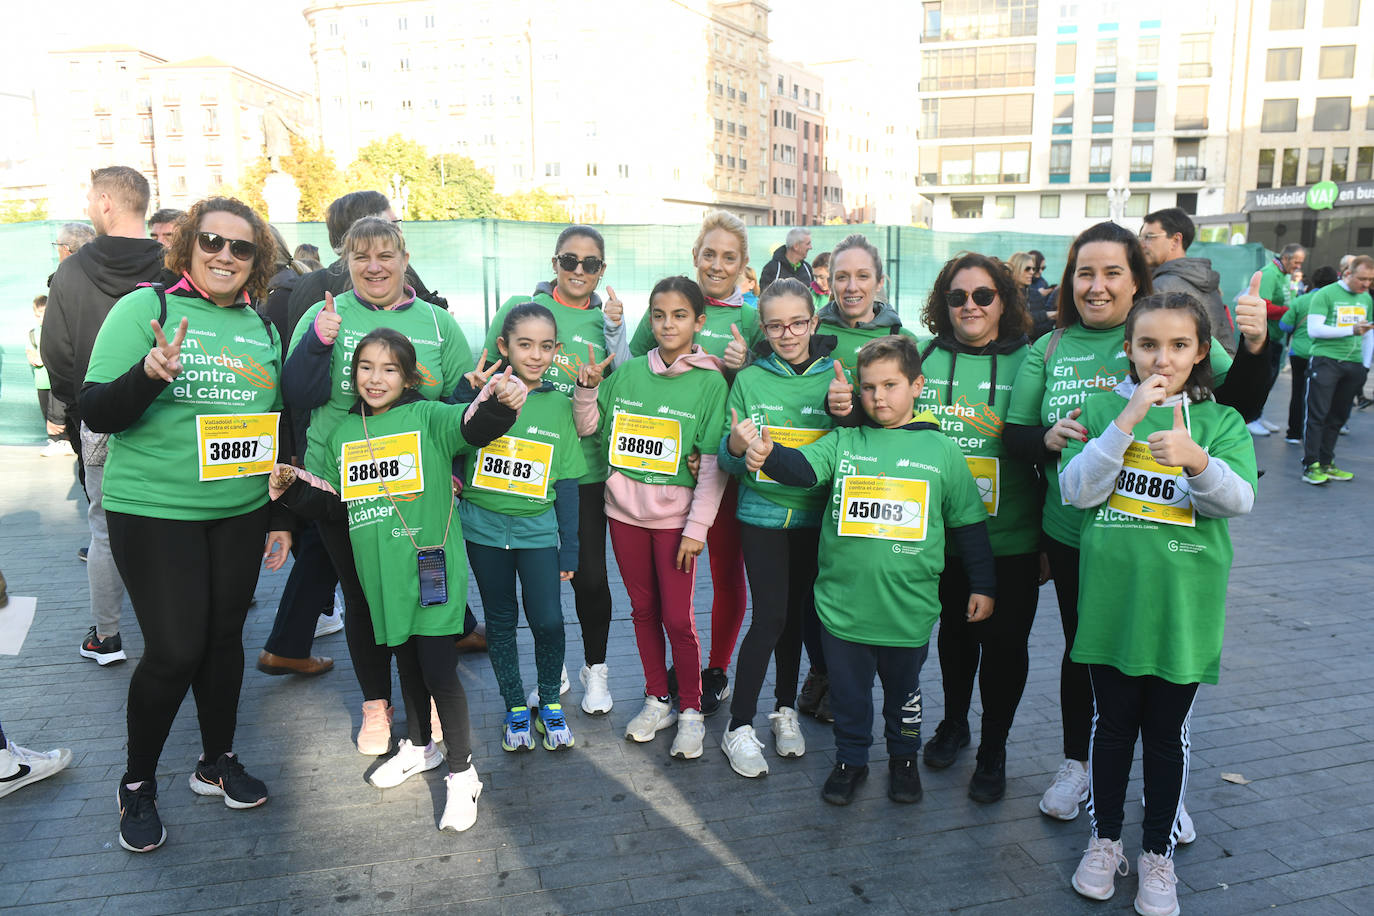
xmin=1 ymin=372 xmax=1372 ymax=915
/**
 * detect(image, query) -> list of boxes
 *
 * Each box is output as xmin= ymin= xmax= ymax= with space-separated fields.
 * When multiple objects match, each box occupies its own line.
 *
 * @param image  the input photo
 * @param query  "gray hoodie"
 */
xmin=1151 ymin=257 xmax=1235 ymax=355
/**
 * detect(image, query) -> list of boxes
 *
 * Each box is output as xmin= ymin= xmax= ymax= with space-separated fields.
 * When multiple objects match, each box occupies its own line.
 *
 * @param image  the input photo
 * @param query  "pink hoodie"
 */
xmin=573 ymin=346 xmax=728 ymax=543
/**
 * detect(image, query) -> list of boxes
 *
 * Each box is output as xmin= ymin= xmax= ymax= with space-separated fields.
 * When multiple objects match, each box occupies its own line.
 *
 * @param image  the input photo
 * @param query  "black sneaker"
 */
xmin=118 ymin=782 xmax=166 ymax=853
xmin=77 ymin=546 xmax=89 ymax=562
xmin=888 ymin=754 xmax=923 ymax=803
xmin=666 ymin=666 xmax=679 ymax=704
xmin=1358 ymin=395 xmax=1373 ymax=411
xmin=921 ymin=719 xmax=970 ymax=770
xmin=797 ymin=669 xmax=828 ymax=718
xmin=813 ymin=686 xmax=834 ymax=724
xmin=968 ymin=745 xmax=1006 ymax=803
xmin=700 ymin=667 xmax=731 ymax=717
xmin=821 ymin=762 xmax=869 ymax=805
xmin=190 ymin=753 xmax=268 ymax=809
xmin=80 ymin=626 xmax=127 ymax=666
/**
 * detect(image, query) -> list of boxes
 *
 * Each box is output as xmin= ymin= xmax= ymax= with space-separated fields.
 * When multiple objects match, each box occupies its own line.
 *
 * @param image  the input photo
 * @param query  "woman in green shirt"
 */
xmin=815 ymin=234 xmax=919 ymax=375
xmin=81 ymin=197 xmax=291 ymax=854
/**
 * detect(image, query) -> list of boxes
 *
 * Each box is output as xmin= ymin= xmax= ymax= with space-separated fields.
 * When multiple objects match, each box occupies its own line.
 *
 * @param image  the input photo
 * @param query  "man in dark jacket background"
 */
xmin=41 ymin=165 xmax=167 ymax=667
xmin=759 ymin=228 xmax=814 ymax=291
xmin=1139 ymin=207 xmax=1237 ymax=355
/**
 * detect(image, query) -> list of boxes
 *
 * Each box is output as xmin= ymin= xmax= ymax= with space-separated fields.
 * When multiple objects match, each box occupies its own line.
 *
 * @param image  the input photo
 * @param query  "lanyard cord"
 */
xmin=359 ymin=407 xmax=453 ymax=553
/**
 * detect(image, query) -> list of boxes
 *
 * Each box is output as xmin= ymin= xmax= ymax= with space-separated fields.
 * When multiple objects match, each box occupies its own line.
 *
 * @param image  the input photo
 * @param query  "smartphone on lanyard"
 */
xmin=417 ymin=548 xmax=448 ymax=607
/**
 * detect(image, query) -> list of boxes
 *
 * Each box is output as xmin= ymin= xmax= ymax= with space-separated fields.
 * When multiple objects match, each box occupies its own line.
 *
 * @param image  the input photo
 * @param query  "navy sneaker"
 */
xmin=822 ymin=762 xmax=869 ymax=805
xmin=118 ymin=782 xmax=166 ymax=853
xmin=189 ymin=753 xmax=267 ymax=809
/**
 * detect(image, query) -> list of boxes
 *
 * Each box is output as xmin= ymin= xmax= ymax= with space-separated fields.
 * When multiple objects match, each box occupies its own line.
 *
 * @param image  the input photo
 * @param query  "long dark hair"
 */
xmin=1056 ymin=221 xmax=1152 ymax=328
xmin=1124 ymin=292 xmax=1214 ymax=402
xmin=349 ymin=327 xmax=422 ymax=395
xmin=649 ymin=276 xmax=706 ymax=316
xmin=922 ymin=252 xmax=1031 ymax=341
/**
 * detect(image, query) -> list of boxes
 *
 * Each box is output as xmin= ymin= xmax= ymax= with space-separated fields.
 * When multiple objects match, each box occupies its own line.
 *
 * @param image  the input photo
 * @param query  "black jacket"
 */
xmin=759 ymin=244 xmax=815 ymax=290
xmin=40 ymin=236 xmax=167 ymax=411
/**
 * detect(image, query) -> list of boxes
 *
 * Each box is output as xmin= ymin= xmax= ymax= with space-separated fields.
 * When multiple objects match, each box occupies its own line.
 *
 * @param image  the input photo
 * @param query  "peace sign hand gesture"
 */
xmin=577 ymin=352 xmax=615 ymax=389
xmin=144 ymin=317 xmax=188 ymax=382
xmin=464 ymin=349 xmax=501 ymax=390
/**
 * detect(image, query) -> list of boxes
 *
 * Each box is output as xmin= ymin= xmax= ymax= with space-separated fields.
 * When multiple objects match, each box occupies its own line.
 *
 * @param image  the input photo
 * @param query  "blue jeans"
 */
xmin=821 ymin=628 xmax=928 ymax=767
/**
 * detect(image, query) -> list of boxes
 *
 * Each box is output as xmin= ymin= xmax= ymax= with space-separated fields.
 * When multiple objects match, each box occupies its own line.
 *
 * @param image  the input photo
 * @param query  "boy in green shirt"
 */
xmin=1301 ymin=255 xmax=1374 ymax=483
xmin=740 ymin=335 xmax=995 ymax=807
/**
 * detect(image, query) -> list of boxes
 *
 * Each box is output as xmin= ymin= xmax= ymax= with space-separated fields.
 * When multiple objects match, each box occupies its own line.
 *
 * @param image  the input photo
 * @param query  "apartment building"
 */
xmin=304 ymin=0 xmax=772 ymax=224
xmin=767 ymin=58 xmax=827 ymax=226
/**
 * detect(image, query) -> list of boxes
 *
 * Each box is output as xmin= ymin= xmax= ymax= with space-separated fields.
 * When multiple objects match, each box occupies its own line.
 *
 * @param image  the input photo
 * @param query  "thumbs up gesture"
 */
xmin=827 ymin=361 xmax=855 ymax=417
xmin=577 ymin=351 xmax=615 ymax=389
xmin=1234 ymin=270 xmax=1268 ymax=354
xmin=723 ymin=322 xmax=750 ymax=370
xmin=744 ymin=425 xmax=773 ymax=473
xmin=315 ymin=291 xmax=342 ymax=345
xmin=1146 ymin=403 xmax=1208 ymax=475
xmin=144 ymin=316 xmax=188 ymax=381
xmin=727 ymin=407 xmax=760 ymax=458
xmin=490 ymin=364 xmax=528 ymax=411
xmin=602 ymin=285 xmax=623 ymax=328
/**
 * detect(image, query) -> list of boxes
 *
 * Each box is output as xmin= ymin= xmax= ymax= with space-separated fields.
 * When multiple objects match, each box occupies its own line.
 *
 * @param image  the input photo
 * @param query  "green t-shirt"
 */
xmin=596 ymin=356 xmax=728 ymax=488
xmin=1306 ymin=283 xmax=1373 ymax=363
xmin=1282 ymin=290 xmax=1316 ymax=359
xmin=290 ymin=290 xmax=473 ymax=463
xmin=723 ymin=355 xmax=835 ymax=514
xmin=819 ymin=320 xmax=921 ymax=375
xmin=917 ymin=342 xmax=1041 ymax=557
xmin=460 ymin=387 xmax=587 ymax=517
xmin=1259 ymin=260 xmax=1294 ymax=342
xmin=796 ymin=421 xmax=987 ymax=647
xmin=1005 ymin=322 xmax=1233 ymax=548
xmin=85 ymin=286 xmax=283 ymax=521
xmin=312 ymin=399 xmax=476 ymax=647
xmin=629 ymin=302 xmax=764 ymax=359
xmin=1063 ymin=393 xmax=1256 ymax=685
xmin=485 ymin=291 xmax=613 ymax=484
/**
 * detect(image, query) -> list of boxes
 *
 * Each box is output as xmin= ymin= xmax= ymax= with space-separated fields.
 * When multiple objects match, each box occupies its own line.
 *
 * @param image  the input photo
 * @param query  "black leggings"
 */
xmin=935 ymin=552 xmax=1039 ymax=749
xmin=1044 ymin=536 xmax=1093 ymax=762
xmin=572 ymin=481 xmax=614 ymax=666
xmin=317 ymin=517 xmax=394 ymax=703
xmin=263 ymin=521 xmax=337 ymax=659
xmin=730 ymin=524 xmax=820 ymax=726
xmin=392 ymin=635 xmax=473 ymax=768
xmin=1087 ymin=665 xmax=1199 ymax=856
xmin=109 ymin=505 xmax=267 ymax=783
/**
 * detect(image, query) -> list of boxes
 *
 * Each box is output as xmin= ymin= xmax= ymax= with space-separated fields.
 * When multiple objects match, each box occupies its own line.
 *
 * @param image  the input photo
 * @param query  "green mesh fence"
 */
xmin=0 ymin=219 xmax=1269 ymax=446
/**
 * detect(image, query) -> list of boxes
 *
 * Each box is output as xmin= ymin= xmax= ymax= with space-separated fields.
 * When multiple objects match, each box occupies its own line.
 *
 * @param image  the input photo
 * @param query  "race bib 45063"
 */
xmin=837 ymin=475 xmax=929 ymax=542
xmin=340 ymin=432 xmax=423 ymax=502
xmin=609 ymin=412 xmax=681 ymax=476
xmin=471 ymin=436 xmax=553 ymax=499
xmin=197 ymin=413 xmax=277 ymax=481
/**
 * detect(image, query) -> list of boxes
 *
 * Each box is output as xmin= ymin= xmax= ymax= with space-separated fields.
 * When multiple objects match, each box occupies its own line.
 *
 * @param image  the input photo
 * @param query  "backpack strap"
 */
xmin=1042 ymin=327 xmax=1066 ymax=367
xmin=920 ymin=339 xmax=939 ymax=361
xmin=154 ymin=283 xmax=278 ymax=347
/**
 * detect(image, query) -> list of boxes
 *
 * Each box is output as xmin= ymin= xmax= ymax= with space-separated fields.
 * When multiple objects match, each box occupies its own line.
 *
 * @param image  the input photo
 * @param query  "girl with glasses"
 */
xmin=81 ymin=197 xmax=291 ymax=853
xmin=914 ymin=253 xmax=1040 ymax=804
xmin=480 ymin=225 xmax=626 ymax=716
xmin=715 ymin=278 xmax=839 ymax=777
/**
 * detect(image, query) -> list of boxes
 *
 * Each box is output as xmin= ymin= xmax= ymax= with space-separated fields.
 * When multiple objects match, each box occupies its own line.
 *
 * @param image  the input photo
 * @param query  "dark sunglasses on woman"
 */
xmin=555 ymin=253 xmax=605 ymax=273
xmin=197 ymin=231 xmax=258 ymax=261
xmin=945 ymin=287 xmax=998 ymax=309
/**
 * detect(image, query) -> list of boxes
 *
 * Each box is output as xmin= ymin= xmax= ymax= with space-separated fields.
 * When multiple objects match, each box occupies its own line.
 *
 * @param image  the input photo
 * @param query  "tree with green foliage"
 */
xmin=348 ymin=136 xmax=500 ymax=219
xmin=0 ymin=199 xmax=49 ymax=223
xmin=497 ymin=188 xmax=570 ymax=222
xmin=230 ymin=136 xmax=345 ymax=221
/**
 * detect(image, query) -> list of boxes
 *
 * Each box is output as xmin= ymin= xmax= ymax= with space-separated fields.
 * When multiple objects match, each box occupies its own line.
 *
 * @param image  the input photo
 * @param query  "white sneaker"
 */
xmin=1071 ymin=835 xmax=1128 ymax=900
xmin=368 ymin=738 xmax=443 ymax=788
xmin=1260 ymin=418 xmax=1281 ymax=433
xmin=721 ymin=723 xmax=768 ymax=777
xmin=580 ymin=663 xmax=613 ymax=715
xmin=768 ymin=706 xmax=806 ymax=758
xmin=314 ymin=595 xmax=344 ymax=638
xmin=0 ymin=741 xmax=73 ymax=798
xmin=1245 ymin=420 xmax=1271 ymax=437
xmin=39 ymin=438 xmax=75 ymax=457
xmin=527 ymin=664 xmax=572 ymax=709
xmin=1039 ymin=758 xmax=1090 ymax=820
xmin=1134 ymin=851 xmax=1180 ymax=916
xmin=439 ymin=765 xmax=482 ymax=833
xmin=1141 ymin=794 xmax=1196 ymax=845
xmin=624 ymin=696 xmax=677 ymax=742
xmin=670 ymin=709 xmax=706 ymax=759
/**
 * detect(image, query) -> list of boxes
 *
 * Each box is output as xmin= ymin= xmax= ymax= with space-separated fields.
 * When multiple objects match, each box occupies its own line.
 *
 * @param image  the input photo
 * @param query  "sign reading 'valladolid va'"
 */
xmin=1247 ymin=180 xmax=1374 ymax=212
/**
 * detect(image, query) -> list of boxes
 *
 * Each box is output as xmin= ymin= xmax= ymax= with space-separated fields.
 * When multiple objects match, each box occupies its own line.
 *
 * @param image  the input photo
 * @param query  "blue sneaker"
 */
xmin=502 ymin=707 xmax=534 ymax=752
xmin=534 ymin=703 xmax=575 ymax=751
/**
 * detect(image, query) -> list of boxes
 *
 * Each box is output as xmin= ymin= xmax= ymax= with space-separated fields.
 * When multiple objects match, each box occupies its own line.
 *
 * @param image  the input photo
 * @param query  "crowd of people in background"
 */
xmin=6 ymin=170 xmax=1373 ymax=916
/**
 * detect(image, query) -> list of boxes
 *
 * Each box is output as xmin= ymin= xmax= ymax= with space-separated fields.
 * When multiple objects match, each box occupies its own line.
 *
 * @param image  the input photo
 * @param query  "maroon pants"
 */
xmin=706 ymin=478 xmax=748 ymax=671
xmin=608 ymin=519 xmax=703 ymax=710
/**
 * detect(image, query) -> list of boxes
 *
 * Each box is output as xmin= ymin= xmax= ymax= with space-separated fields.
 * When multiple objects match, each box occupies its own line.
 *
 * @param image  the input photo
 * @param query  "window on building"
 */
xmin=396 ymin=16 xmax=407 ymax=30
xmin=1318 ymin=46 xmax=1356 ymax=79
xmin=1133 ymin=88 xmax=1156 ymax=130
xmin=925 ymin=94 xmax=1034 ymax=137
xmin=544 ymin=162 xmax=560 ymax=177
xmin=174 ymin=174 xmax=188 ymax=194
xmin=1178 ymin=34 xmax=1212 ymax=78
xmin=1049 ymin=140 xmax=1071 ymax=180
xmin=1040 ymin=194 xmax=1061 ymax=218
xmin=425 ymin=14 xmax=436 ymax=27
xmin=1281 ymin=148 xmax=1300 ymax=184
xmin=992 ymin=195 xmax=1014 ymax=218
xmin=1331 ymin=147 xmax=1349 ymax=181
xmin=1261 ymin=98 xmax=1299 ymax=131
xmin=1266 ymin=48 xmax=1302 ymax=81
xmin=140 ymin=116 xmax=153 ymax=140
xmin=1085 ymin=193 xmax=1110 ymax=217
xmin=1136 ymin=37 xmax=1159 ymax=74
xmin=359 ymin=99 xmax=372 ymax=114
xmin=1306 ymin=148 xmax=1325 ymax=183
xmin=1095 ymin=39 xmax=1117 ymax=81
xmin=1313 ymin=96 xmax=1351 ymax=131
xmin=1368 ymin=97 xmax=1374 ymax=130
xmin=202 ymin=107 xmax=219 ymax=134
xmin=1124 ymin=193 xmax=1150 ymax=217
xmin=1053 ymin=93 xmax=1074 ymax=133
xmin=1090 ymin=140 xmax=1113 ymax=179
xmin=1130 ymin=141 xmax=1153 ymax=178
xmin=167 ymin=107 xmax=182 ymax=133
xmin=1175 ymin=86 xmax=1208 ymax=129
xmin=1323 ymin=0 xmax=1359 ymax=26
xmin=328 ymin=22 xmax=339 ymax=36
xmin=1269 ymin=0 xmax=1305 ymax=29
xmin=950 ymin=196 xmax=984 ymax=219
xmin=1175 ymin=139 xmax=1201 ymax=179
xmin=1092 ymin=89 xmax=1114 ymax=131
xmin=400 ymin=99 xmax=413 ymax=113
xmin=98 ymin=118 xmax=112 ymax=142
xmin=1176 ymin=192 xmax=1198 ymax=214
xmin=1056 ymin=42 xmax=1076 ymax=76
xmin=1356 ymin=147 xmax=1374 ymax=181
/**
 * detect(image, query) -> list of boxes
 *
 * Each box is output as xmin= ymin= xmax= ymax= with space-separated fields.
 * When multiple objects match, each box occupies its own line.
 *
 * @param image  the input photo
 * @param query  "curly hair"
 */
xmin=921 ymin=252 xmax=1031 ymax=341
xmin=165 ymin=197 xmax=274 ymax=302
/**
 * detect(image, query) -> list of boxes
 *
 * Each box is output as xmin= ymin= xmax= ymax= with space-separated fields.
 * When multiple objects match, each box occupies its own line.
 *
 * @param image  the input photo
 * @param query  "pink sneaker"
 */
xmin=1071 ymin=835 xmax=1128 ymax=900
xmin=357 ymin=700 xmax=393 ymax=756
xmin=1135 ymin=852 xmax=1181 ymax=916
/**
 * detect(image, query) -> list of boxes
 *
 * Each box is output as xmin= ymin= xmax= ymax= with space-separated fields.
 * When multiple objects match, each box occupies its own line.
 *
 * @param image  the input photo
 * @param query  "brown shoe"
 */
xmin=455 ymin=622 xmax=487 ymax=653
xmin=256 ymin=650 xmax=333 ymax=676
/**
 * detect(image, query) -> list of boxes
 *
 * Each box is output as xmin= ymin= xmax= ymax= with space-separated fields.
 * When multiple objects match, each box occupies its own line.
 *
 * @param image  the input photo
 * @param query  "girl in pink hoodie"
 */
xmin=573 ymin=276 xmax=729 ymax=760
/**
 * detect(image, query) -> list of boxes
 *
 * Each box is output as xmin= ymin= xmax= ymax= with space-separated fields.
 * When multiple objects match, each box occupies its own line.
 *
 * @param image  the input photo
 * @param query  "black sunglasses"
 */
xmin=197 ymin=231 xmax=257 ymax=261
xmin=555 ymin=253 xmax=605 ymax=273
xmin=945 ymin=287 xmax=998 ymax=309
